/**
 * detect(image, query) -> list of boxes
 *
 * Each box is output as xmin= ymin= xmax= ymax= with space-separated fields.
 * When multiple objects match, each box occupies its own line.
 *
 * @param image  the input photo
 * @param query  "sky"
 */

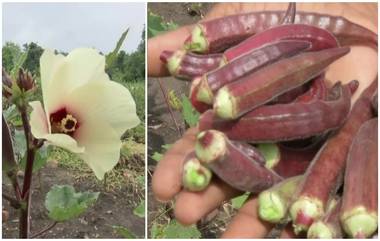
xmin=3 ymin=2 xmax=145 ymax=53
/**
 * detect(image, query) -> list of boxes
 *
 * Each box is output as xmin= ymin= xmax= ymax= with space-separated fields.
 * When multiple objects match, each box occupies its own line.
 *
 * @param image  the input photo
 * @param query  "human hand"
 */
xmin=150 ymin=3 xmax=377 ymax=238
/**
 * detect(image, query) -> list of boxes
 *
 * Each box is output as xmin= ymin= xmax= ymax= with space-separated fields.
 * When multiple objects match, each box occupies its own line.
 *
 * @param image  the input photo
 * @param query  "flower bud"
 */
xmin=16 ymin=69 xmax=35 ymax=92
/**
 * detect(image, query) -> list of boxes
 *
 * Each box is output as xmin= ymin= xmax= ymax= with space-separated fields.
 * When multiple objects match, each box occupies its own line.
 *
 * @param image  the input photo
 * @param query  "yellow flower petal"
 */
xmin=43 ymin=133 xmax=85 ymax=154
xmin=43 ymin=48 xmax=106 ymax=116
xmin=66 ymin=79 xmax=140 ymax=136
xmin=40 ymin=49 xmax=65 ymax=131
xmin=75 ymin=117 xmax=122 ymax=180
xmin=29 ymin=101 xmax=49 ymax=138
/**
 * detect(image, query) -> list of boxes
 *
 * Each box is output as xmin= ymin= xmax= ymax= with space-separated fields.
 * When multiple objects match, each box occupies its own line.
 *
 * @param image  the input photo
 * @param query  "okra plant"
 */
xmin=3 ymin=47 xmax=139 ymax=238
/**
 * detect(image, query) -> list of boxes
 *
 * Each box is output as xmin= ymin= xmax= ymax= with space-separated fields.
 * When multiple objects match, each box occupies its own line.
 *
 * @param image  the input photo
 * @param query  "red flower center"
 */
xmin=50 ymin=108 xmax=79 ymax=136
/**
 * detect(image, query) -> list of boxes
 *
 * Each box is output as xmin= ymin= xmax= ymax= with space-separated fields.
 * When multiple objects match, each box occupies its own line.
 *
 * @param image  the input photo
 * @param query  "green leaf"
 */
xmin=10 ymin=47 xmax=29 ymax=79
xmin=231 ymin=193 xmax=250 ymax=209
xmin=151 ymin=152 xmax=163 ymax=162
xmin=45 ymin=185 xmax=99 ymax=222
xmin=133 ymin=200 xmax=145 ymax=218
xmin=3 ymin=104 xmax=22 ymax=126
xmin=181 ymin=95 xmax=199 ymax=127
xmin=162 ymin=144 xmax=172 ymax=150
xmin=162 ymin=219 xmax=201 ymax=238
xmin=20 ymin=145 xmax=51 ymax=172
xmin=148 ymin=11 xmax=178 ymax=38
xmin=113 ymin=225 xmax=137 ymax=239
xmin=106 ymin=28 xmax=129 ymax=68
xmin=151 ymin=223 xmax=164 ymax=238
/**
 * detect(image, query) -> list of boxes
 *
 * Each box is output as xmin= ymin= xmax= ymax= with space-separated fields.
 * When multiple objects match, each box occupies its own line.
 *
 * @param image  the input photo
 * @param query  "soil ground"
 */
xmin=3 ymin=151 xmax=145 ymax=238
xmin=147 ymin=3 xmax=238 ymax=239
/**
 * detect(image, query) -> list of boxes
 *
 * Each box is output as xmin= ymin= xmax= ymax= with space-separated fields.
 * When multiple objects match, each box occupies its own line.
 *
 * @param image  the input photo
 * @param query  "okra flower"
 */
xmin=29 ymin=48 xmax=140 ymax=179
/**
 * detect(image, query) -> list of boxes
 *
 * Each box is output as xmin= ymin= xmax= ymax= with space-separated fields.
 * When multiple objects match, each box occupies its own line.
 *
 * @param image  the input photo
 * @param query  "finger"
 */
xmin=148 ymin=25 xmax=194 ymax=77
xmin=152 ymin=127 xmax=198 ymax=202
xmin=222 ymin=196 xmax=274 ymax=238
xmin=174 ymin=177 xmax=241 ymax=225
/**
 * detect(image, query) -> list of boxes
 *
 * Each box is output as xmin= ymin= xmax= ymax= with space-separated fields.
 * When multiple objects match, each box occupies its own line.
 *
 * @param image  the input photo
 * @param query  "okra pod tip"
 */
xmin=340 ymin=206 xmax=378 ymax=238
xmin=258 ymin=190 xmax=288 ymax=223
xmin=195 ymin=130 xmax=226 ymax=164
xmin=213 ymin=87 xmax=238 ymax=120
xmin=307 ymin=221 xmax=335 ymax=239
xmin=289 ymin=196 xmax=324 ymax=234
xmin=196 ymin=77 xmax=214 ymax=105
xmin=160 ymin=50 xmax=184 ymax=76
xmin=184 ymin=25 xmax=208 ymax=53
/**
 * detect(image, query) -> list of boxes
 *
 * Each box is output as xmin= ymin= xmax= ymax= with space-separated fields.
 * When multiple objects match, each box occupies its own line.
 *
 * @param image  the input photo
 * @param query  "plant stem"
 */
xmin=18 ymin=106 xmax=36 ymax=238
xmin=2 ymin=115 xmax=22 ymax=200
xmin=30 ymin=221 xmax=58 ymax=238
xmin=2 ymin=193 xmax=21 ymax=209
xmin=157 ymin=78 xmax=182 ymax=137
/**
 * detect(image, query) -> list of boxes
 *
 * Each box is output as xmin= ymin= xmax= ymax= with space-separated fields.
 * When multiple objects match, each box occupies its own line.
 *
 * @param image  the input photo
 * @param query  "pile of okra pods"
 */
xmin=160 ymin=3 xmax=378 ymax=238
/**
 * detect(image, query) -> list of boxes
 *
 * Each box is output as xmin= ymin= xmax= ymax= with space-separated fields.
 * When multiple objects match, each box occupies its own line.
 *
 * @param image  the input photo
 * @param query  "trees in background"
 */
xmin=2 ymin=28 xmax=145 ymax=83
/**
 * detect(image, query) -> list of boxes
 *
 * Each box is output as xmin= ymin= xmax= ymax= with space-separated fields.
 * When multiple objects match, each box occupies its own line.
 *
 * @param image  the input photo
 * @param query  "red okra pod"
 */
xmin=295 ymin=74 xmax=327 ymax=103
xmin=340 ymin=118 xmax=378 ymax=238
xmin=232 ymin=141 xmax=266 ymax=166
xmin=196 ymin=40 xmax=311 ymax=104
xmin=258 ymin=175 xmax=303 ymax=223
xmin=160 ymin=50 xmax=225 ymax=80
xmin=201 ymin=82 xmax=352 ymax=142
xmin=185 ymin=10 xmax=376 ymax=53
xmin=214 ymin=47 xmax=350 ymax=120
xmin=372 ymin=91 xmax=378 ymax=114
xmin=272 ymin=74 xmax=327 ymax=104
xmin=184 ymin=11 xmax=283 ymax=53
xmin=289 ymin=79 xmax=378 ymax=234
xmin=307 ymin=199 xmax=343 ymax=238
xmin=195 ymin=130 xmax=283 ymax=193
xmin=295 ymin=11 xmax=377 ymax=48
xmin=225 ymin=24 xmax=339 ymax=61
xmin=257 ymin=142 xmax=322 ymax=178
xmin=189 ymin=77 xmax=211 ymax=113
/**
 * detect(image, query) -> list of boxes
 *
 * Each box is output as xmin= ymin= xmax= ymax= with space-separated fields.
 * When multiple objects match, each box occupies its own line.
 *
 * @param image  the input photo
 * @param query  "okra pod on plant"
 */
xmin=160 ymin=50 xmax=225 ymax=80
xmin=214 ymin=47 xmax=350 ymax=120
xmin=182 ymin=152 xmax=212 ymax=192
xmin=194 ymin=130 xmax=283 ymax=193
xmin=200 ymin=82 xmax=352 ymax=142
xmin=289 ymin=79 xmax=377 ymax=234
xmin=196 ymin=40 xmax=311 ymax=104
xmin=340 ymin=118 xmax=378 ymax=238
